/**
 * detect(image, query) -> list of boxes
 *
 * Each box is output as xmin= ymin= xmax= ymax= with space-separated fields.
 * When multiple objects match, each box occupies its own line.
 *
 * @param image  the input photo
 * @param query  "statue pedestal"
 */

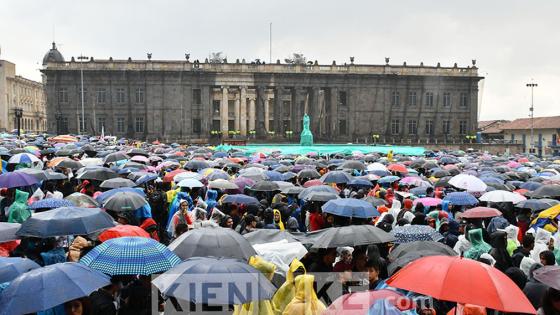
xmin=300 ymin=113 xmax=314 ymax=146
xmin=300 ymin=130 xmax=314 ymax=146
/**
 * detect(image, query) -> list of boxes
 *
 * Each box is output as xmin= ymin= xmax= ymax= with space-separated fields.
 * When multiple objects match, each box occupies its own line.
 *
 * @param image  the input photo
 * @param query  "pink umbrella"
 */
xmin=507 ymin=161 xmax=521 ymax=168
xmin=413 ymin=197 xmax=443 ymax=207
xmin=233 ymin=177 xmax=255 ymax=190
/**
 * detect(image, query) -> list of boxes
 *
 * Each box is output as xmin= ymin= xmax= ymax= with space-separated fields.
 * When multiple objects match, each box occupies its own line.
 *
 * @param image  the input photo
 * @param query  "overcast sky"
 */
xmin=1 ymin=0 xmax=558 ymax=121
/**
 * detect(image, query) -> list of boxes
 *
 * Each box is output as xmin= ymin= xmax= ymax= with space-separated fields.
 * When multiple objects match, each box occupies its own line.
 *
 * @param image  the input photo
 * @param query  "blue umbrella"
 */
xmin=0 ymin=172 xmax=39 ymax=189
xmin=480 ymin=177 xmax=504 ymax=185
xmin=95 ymin=187 xmax=146 ymax=204
xmin=0 ymin=222 xmax=20 ymax=242
xmin=135 ymin=173 xmax=159 ymax=185
xmin=443 ymin=192 xmax=479 ymax=206
xmin=369 ymin=170 xmax=391 ymax=177
xmin=391 ymin=225 xmax=443 ymax=244
xmin=264 ymin=170 xmax=283 ymax=181
xmin=321 ymin=171 xmax=353 ymax=184
xmin=80 ymin=237 xmax=181 ymax=275
xmin=298 ymin=185 xmax=338 ymax=200
xmin=0 ymin=262 xmax=110 ymax=315
xmin=29 ymin=198 xmax=75 ymax=210
xmin=221 ymin=194 xmax=260 ymax=205
xmin=152 ymin=257 xmax=277 ymax=305
xmin=348 ymin=178 xmax=374 ymax=188
xmin=212 ymin=152 xmax=228 ymax=159
xmin=520 ymin=181 xmax=543 ymax=191
xmin=16 ymin=207 xmax=115 ymax=238
xmin=322 ymin=198 xmax=379 ymax=218
xmin=282 ymin=171 xmax=297 ymax=181
xmin=0 ymin=257 xmax=41 ymax=283
xmin=378 ymin=176 xmax=401 ymax=184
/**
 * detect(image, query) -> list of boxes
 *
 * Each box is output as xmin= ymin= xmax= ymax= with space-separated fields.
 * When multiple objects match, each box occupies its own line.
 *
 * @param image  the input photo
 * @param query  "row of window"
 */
xmin=58 ymin=87 xmax=469 ymax=109
xmin=13 ymin=117 xmax=46 ymax=131
xmin=391 ymin=91 xmax=469 ymax=107
xmin=61 ymin=117 xmax=146 ymax=133
xmin=58 ymin=88 xmax=145 ymax=104
xmin=390 ymin=119 xmax=469 ymax=135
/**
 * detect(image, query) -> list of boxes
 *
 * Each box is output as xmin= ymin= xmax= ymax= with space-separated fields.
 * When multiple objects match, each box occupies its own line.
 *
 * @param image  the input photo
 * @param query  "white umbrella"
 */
xmin=80 ymin=158 xmax=103 ymax=167
xmin=173 ymin=171 xmax=202 ymax=182
xmin=449 ymin=174 xmax=487 ymax=192
xmin=177 ymin=178 xmax=204 ymax=188
xmin=480 ymin=190 xmax=527 ymax=204
xmin=367 ymin=162 xmax=387 ymax=172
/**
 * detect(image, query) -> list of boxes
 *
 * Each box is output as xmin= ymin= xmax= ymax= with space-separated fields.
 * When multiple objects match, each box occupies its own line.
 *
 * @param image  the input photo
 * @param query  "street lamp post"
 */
xmin=77 ymin=55 xmax=88 ymax=134
xmin=14 ymin=108 xmax=23 ymax=137
xmin=526 ymin=81 xmax=538 ymax=153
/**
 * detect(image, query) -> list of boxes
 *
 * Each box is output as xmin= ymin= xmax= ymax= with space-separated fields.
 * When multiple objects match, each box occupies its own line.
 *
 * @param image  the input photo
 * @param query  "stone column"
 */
xmin=256 ymin=86 xmax=266 ymax=138
xmin=310 ymin=87 xmax=320 ymax=136
xmin=264 ymin=98 xmax=270 ymax=132
xmin=291 ymin=87 xmax=302 ymax=133
xmin=240 ymin=86 xmax=247 ymax=135
xmin=329 ymin=87 xmax=338 ymax=138
xmin=234 ymin=90 xmax=240 ymax=132
xmin=249 ymin=98 xmax=256 ymax=132
xmin=221 ymin=86 xmax=229 ymax=134
xmin=274 ymin=87 xmax=283 ymax=134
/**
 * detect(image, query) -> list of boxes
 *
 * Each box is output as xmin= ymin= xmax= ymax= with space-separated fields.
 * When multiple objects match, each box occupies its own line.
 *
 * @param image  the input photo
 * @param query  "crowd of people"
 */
xmin=0 ymin=134 xmax=560 ymax=315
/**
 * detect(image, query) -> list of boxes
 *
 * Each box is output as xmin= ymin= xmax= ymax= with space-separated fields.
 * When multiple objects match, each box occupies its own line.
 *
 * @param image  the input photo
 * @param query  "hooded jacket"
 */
xmin=489 ymin=231 xmax=513 ymax=272
xmin=282 ymin=274 xmax=326 ymax=315
xmin=464 ymin=229 xmax=492 ymax=260
xmin=233 ymin=256 xmax=278 ymax=315
xmin=272 ymin=259 xmax=306 ymax=314
xmin=8 ymin=190 xmax=30 ymax=223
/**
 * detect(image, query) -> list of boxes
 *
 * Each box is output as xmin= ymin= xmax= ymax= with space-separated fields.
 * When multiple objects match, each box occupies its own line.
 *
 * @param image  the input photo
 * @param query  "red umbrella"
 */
xmin=303 ymin=179 xmax=323 ymax=188
xmin=323 ymin=289 xmax=415 ymax=315
xmin=163 ymin=169 xmax=186 ymax=183
xmin=387 ymin=256 xmax=536 ymax=314
xmin=387 ymin=164 xmax=408 ymax=174
xmin=460 ymin=207 xmax=502 ymax=219
xmin=98 ymin=225 xmax=150 ymax=242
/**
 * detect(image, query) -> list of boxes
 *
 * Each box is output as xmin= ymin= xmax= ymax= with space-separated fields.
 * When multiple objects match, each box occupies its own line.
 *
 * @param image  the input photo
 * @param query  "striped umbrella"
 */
xmin=8 ymin=153 xmax=40 ymax=164
xmin=80 ymin=237 xmax=181 ymax=275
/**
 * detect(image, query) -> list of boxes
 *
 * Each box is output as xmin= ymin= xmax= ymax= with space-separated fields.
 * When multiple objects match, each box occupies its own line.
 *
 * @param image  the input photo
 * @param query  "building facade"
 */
xmin=500 ymin=116 xmax=560 ymax=156
xmin=42 ymin=44 xmax=482 ymax=143
xmin=0 ymin=60 xmax=47 ymax=133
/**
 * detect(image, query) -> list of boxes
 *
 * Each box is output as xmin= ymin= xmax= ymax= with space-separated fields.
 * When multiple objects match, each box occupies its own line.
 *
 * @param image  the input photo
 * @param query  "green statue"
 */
xmin=300 ymin=114 xmax=314 ymax=146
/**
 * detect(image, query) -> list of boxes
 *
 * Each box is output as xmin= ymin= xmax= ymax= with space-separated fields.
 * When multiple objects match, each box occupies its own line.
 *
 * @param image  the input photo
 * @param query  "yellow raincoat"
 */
xmin=272 ymin=259 xmax=306 ymax=314
xmin=233 ymin=256 xmax=278 ymax=315
xmin=273 ymin=209 xmax=285 ymax=230
xmin=282 ymin=274 xmax=325 ymax=315
xmin=531 ymin=204 xmax=560 ymax=233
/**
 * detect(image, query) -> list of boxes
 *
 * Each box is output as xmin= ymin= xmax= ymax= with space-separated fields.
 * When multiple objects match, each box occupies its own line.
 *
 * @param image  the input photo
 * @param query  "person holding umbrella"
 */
xmin=167 ymin=200 xmax=193 ymax=237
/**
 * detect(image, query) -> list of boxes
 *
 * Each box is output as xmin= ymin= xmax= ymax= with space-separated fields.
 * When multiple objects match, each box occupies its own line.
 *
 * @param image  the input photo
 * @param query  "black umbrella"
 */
xmin=102 ymin=191 xmax=148 ymax=211
xmin=298 ymin=185 xmax=338 ymax=200
xmin=340 ymin=160 xmax=366 ymax=171
xmin=168 ymin=226 xmax=256 ymax=261
xmin=127 ymin=148 xmax=149 ymax=157
xmin=56 ymin=158 xmax=84 ymax=170
xmin=152 ymin=257 xmax=276 ymax=305
xmin=387 ymin=251 xmax=457 ymax=275
xmin=16 ymin=207 xmax=115 ymax=237
xmin=103 ymin=152 xmax=129 ymax=163
xmin=297 ymin=169 xmax=321 ymax=179
xmin=310 ymin=225 xmax=395 ymax=249
xmin=304 ymin=191 xmax=339 ymax=202
xmin=387 ymin=241 xmax=457 ymax=262
xmin=77 ymin=167 xmax=118 ymax=181
xmin=44 ymin=170 xmax=67 ymax=180
xmin=185 ymin=160 xmax=210 ymax=171
xmin=99 ymin=178 xmax=137 ymax=189
xmin=528 ymin=185 xmax=560 ymax=198
xmin=243 ymin=229 xmax=300 ymax=245
xmin=250 ymin=181 xmax=280 ymax=192
xmin=515 ymin=198 xmax=559 ymax=211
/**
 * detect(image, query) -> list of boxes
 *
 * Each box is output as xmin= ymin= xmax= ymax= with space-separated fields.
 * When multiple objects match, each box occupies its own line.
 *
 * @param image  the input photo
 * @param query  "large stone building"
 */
xmin=42 ymin=44 xmax=483 ymax=143
xmin=0 ymin=59 xmax=47 ymax=133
